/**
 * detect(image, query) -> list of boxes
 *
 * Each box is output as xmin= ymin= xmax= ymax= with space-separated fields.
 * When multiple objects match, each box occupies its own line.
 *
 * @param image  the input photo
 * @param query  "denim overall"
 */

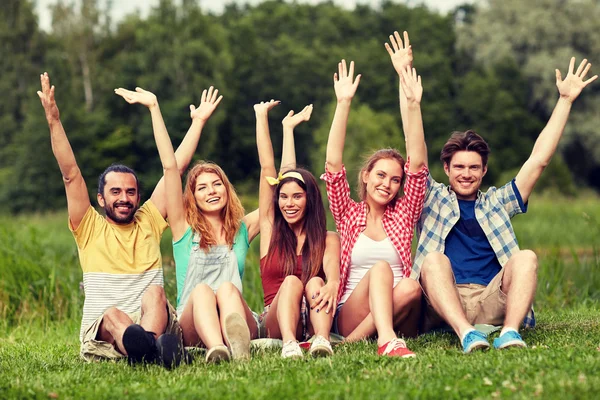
xmin=177 ymin=232 xmax=242 ymax=316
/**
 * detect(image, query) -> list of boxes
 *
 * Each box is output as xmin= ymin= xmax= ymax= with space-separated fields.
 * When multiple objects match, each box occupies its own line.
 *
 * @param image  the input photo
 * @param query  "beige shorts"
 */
xmin=80 ymin=301 xmax=181 ymax=362
xmin=422 ymin=269 xmax=507 ymax=333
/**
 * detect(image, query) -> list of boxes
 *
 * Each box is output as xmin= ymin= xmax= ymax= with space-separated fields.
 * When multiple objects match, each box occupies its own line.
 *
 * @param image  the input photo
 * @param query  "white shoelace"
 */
xmin=382 ymin=338 xmax=407 ymax=355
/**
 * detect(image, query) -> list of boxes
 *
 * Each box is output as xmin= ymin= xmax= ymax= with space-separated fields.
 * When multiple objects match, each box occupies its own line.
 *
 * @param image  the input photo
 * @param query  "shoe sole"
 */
xmin=495 ymin=340 xmax=527 ymax=350
xmin=205 ymin=347 xmax=231 ymax=363
xmin=464 ymin=341 xmax=490 ymax=354
xmin=223 ymin=313 xmax=251 ymax=360
xmin=309 ymin=345 xmax=333 ymax=358
xmin=156 ymin=334 xmax=183 ymax=369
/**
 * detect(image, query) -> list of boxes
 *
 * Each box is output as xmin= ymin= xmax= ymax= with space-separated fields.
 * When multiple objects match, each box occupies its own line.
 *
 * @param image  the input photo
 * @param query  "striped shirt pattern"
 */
xmin=71 ymin=202 xmax=168 ymax=340
xmin=321 ymin=159 xmax=429 ymax=302
xmin=413 ymin=175 xmax=535 ymax=328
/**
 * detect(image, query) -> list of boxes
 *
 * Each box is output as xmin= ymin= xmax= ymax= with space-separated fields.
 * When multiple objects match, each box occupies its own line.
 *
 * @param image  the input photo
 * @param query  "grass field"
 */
xmin=0 ymin=193 xmax=599 ymax=399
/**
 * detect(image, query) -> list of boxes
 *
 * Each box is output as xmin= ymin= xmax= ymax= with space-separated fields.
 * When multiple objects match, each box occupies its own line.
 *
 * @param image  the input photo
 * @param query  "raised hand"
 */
xmin=114 ymin=87 xmax=158 ymax=108
xmin=254 ymin=99 xmax=281 ymax=115
xmin=400 ymin=65 xmax=423 ymax=104
xmin=556 ymin=57 xmax=598 ymax=103
xmin=37 ymin=72 xmax=60 ymax=123
xmin=282 ymin=104 xmax=313 ymax=129
xmin=385 ymin=31 xmax=413 ymax=76
xmin=190 ymin=86 xmax=223 ymax=122
xmin=334 ymin=60 xmax=361 ymax=102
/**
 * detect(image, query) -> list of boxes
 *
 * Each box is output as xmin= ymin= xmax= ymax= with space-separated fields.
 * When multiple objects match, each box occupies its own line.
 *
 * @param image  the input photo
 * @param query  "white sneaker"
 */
xmin=281 ymin=340 xmax=304 ymax=359
xmin=205 ymin=345 xmax=230 ymax=363
xmin=309 ymin=335 xmax=333 ymax=357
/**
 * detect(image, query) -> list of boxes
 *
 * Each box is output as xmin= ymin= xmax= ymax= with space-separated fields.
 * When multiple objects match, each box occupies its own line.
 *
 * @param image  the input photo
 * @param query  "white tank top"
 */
xmin=339 ymin=233 xmax=404 ymax=304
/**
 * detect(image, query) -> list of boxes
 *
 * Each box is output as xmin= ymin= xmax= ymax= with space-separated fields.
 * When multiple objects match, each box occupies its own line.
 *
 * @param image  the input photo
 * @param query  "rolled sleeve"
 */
xmin=321 ymin=163 xmax=355 ymax=228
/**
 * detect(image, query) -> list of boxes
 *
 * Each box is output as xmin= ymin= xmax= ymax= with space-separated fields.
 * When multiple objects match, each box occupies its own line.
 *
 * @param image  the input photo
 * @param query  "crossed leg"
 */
xmin=337 ymin=261 xmax=421 ymax=346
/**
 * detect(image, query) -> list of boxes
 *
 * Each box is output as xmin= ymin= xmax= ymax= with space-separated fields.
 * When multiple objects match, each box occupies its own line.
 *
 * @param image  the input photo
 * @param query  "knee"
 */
xmin=305 ymin=276 xmax=325 ymax=293
xmin=509 ymin=250 xmax=538 ymax=274
xmin=420 ymin=252 xmax=451 ymax=279
xmin=191 ymin=283 xmax=214 ymax=300
xmin=103 ymin=307 xmax=122 ymax=324
xmin=142 ymin=285 xmax=166 ymax=305
xmin=281 ymin=275 xmax=304 ymax=294
xmin=216 ymin=281 xmax=240 ymax=299
xmin=370 ymin=261 xmax=393 ymax=279
xmin=393 ymin=279 xmax=422 ymax=305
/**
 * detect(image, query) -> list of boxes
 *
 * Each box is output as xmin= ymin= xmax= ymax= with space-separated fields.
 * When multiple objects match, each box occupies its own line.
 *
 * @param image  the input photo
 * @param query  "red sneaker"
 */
xmin=377 ymin=338 xmax=416 ymax=358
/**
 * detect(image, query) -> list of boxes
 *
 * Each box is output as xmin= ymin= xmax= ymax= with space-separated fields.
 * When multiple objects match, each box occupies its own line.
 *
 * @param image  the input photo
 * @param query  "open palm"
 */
xmin=334 ymin=60 xmax=361 ymax=102
xmin=190 ymin=86 xmax=223 ymax=122
xmin=556 ymin=57 xmax=597 ymax=103
xmin=282 ymin=104 xmax=313 ymax=129
xmin=114 ymin=87 xmax=158 ymax=108
xmin=385 ymin=31 xmax=413 ymax=75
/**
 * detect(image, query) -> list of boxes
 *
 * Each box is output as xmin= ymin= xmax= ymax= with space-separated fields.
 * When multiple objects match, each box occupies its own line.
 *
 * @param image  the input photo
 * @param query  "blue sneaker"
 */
xmin=493 ymin=330 xmax=527 ymax=350
xmin=462 ymin=330 xmax=490 ymax=353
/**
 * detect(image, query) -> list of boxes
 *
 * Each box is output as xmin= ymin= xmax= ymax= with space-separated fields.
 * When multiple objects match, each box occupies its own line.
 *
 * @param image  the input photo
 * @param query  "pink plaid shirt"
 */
xmin=321 ymin=160 xmax=428 ymax=302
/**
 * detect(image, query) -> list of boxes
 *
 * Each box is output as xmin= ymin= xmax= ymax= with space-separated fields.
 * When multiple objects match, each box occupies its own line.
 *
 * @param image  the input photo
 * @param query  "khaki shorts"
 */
xmin=80 ymin=301 xmax=181 ymax=362
xmin=422 ymin=269 xmax=507 ymax=333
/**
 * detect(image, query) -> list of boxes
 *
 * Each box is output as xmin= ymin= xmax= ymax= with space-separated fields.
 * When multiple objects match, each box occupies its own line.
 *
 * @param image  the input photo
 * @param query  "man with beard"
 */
xmin=37 ymin=72 xmax=222 ymax=367
xmin=411 ymin=57 xmax=597 ymax=353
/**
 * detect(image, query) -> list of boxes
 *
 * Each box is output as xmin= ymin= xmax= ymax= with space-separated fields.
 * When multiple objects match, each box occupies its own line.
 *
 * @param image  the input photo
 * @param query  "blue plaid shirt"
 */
xmin=413 ymin=174 xmax=535 ymax=328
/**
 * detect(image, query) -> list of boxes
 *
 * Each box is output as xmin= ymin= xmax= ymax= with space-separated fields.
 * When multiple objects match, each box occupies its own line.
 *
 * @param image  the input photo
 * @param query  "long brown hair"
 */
xmin=266 ymin=168 xmax=326 ymax=284
xmin=183 ymin=161 xmax=245 ymax=250
xmin=357 ymin=148 xmax=406 ymax=202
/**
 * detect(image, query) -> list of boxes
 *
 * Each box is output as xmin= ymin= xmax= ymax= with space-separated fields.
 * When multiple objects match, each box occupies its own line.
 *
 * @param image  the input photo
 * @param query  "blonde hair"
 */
xmin=357 ymin=148 xmax=406 ymax=201
xmin=183 ymin=161 xmax=245 ymax=250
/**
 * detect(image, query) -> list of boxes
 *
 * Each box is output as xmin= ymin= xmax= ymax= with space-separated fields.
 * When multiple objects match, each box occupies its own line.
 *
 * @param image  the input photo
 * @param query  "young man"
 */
xmin=411 ymin=58 xmax=596 ymax=352
xmin=37 ymin=73 xmax=222 ymax=367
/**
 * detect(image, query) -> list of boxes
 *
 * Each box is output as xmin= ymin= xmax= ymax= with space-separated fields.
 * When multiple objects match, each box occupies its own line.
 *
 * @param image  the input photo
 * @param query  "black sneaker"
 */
xmin=156 ymin=333 xmax=185 ymax=369
xmin=122 ymin=324 xmax=157 ymax=365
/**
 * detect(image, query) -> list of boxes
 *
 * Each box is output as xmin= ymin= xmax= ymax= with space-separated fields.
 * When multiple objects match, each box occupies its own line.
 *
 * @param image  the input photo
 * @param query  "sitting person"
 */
xmin=414 ymin=57 xmax=597 ymax=352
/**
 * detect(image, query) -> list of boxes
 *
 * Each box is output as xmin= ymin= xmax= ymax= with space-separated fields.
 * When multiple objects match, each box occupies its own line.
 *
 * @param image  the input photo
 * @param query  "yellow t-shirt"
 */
xmin=70 ymin=201 xmax=168 ymax=340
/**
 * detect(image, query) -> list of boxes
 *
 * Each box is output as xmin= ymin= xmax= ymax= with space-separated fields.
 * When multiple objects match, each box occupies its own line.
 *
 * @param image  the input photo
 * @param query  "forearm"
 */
xmin=399 ymin=81 xmax=409 ymax=134
xmin=256 ymin=111 xmax=276 ymax=169
xmin=174 ymin=118 xmax=206 ymax=174
xmin=149 ymin=104 xmax=178 ymax=172
xmin=48 ymin=119 xmax=81 ymax=180
xmin=404 ymin=101 xmax=427 ymax=170
xmin=280 ymin=126 xmax=296 ymax=173
xmin=530 ymin=97 xmax=573 ymax=166
xmin=325 ymin=100 xmax=351 ymax=171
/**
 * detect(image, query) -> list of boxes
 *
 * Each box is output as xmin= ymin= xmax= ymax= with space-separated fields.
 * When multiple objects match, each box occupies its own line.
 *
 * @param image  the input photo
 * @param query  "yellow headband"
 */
xmin=266 ymin=171 xmax=305 ymax=186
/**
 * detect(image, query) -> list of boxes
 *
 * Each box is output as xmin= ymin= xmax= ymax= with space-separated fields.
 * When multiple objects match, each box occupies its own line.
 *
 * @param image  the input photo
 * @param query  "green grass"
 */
xmin=1 ymin=195 xmax=599 ymax=399
xmin=1 ymin=306 xmax=599 ymax=399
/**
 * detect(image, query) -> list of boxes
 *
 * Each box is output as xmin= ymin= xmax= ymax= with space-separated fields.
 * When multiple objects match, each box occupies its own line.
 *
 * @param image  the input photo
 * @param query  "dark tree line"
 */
xmin=1 ymin=0 xmax=597 ymax=213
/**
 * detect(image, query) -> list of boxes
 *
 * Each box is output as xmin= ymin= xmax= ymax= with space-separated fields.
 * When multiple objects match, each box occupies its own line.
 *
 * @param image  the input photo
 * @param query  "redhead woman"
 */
xmin=255 ymin=100 xmax=341 ymax=359
xmin=322 ymin=32 xmax=428 ymax=358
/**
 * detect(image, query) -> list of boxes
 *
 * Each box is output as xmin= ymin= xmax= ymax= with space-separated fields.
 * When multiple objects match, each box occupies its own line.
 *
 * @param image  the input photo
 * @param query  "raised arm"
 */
xmin=399 ymin=65 xmax=427 ymax=171
xmin=37 ymin=72 xmax=90 ymax=230
xmin=325 ymin=60 xmax=361 ymax=173
xmin=280 ymin=104 xmax=313 ymax=173
xmin=255 ymin=100 xmax=281 ymax=258
xmin=385 ymin=31 xmax=413 ymax=135
xmin=515 ymin=57 xmax=597 ymax=203
xmin=114 ymin=87 xmax=188 ymax=241
xmin=150 ymin=87 xmax=223 ymax=218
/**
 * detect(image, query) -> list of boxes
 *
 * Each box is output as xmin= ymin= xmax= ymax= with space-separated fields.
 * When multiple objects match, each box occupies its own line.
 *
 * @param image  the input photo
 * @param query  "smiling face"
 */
xmin=278 ymin=181 xmax=307 ymax=227
xmin=362 ymin=158 xmax=404 ymax=208
xmin=97 ymin=171 xmax=140 ymax=224
xmin=193 ymin=172 xmax=229 ymax=215
xmin=444 ymin=150 xmax=487 ymax=200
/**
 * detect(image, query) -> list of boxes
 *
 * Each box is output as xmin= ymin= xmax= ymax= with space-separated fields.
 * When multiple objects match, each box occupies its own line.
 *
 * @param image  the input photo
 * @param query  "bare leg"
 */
xmin=304 ymin=277 xmax=333 ymax=340
xmin=343 ymin=277 xmax=421 ymax=342
xmin=420 ymin=252 xmax=473 ymax=339
xmin=501 ymin=250 xmax=538 ymax=330
xmin=179 ymin=284 xmax=224 ymax=348
xmin=139 ymin=285 xmax=168 ymax=338
xmin=263 ymin=276 xmax=304 ymax=342
xmin=215 ymin=282 xmax=259 ymax=339
xmin=337 ymin=261 xmax=396 ymax=346
xmin=98 ymin=307 xmax=133 ymax=354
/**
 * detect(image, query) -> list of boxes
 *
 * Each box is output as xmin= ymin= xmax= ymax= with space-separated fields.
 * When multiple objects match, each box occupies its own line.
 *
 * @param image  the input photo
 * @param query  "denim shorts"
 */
xmin=330 ymin=302 xmax=345 ymax=335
